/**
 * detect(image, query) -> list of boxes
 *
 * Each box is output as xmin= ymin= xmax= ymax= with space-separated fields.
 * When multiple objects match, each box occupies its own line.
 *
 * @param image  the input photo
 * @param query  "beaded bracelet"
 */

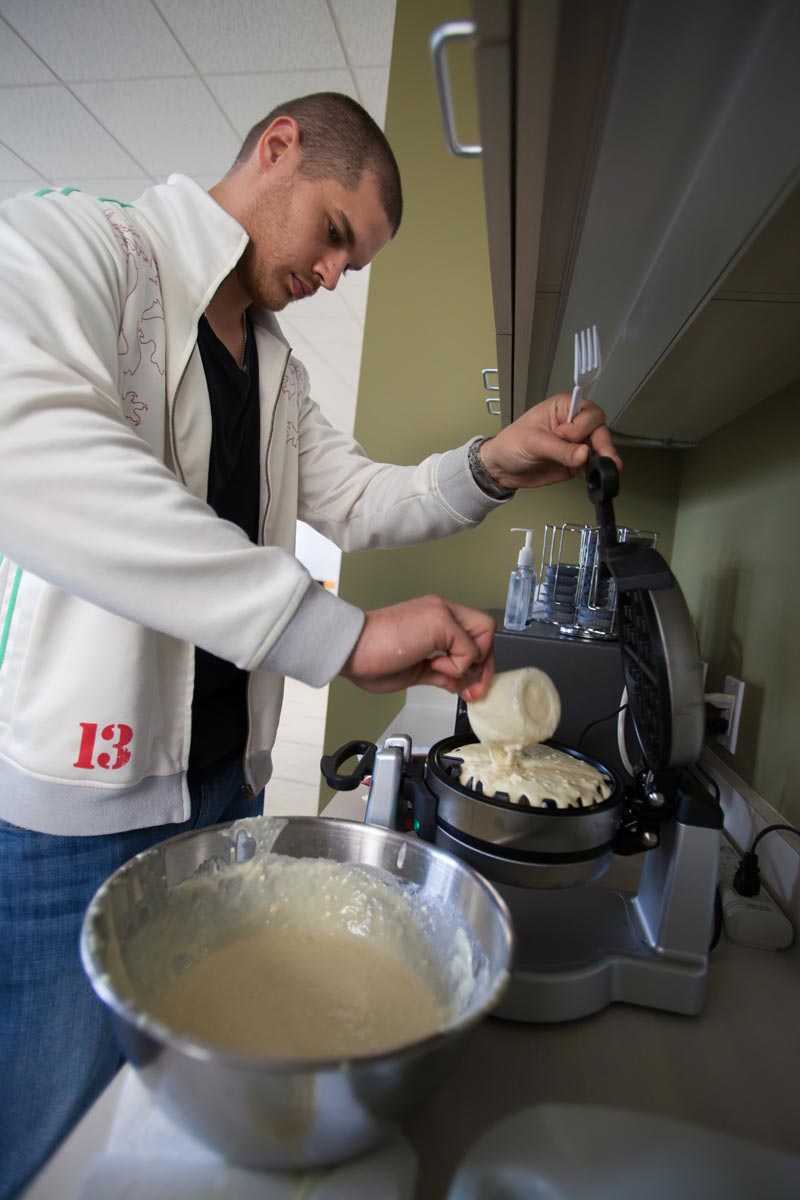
xmin=468 ymin=437 xmax=516 ymax=500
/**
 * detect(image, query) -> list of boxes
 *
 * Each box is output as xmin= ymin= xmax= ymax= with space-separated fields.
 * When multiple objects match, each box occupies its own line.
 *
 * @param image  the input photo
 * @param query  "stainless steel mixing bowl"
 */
xmin=80 ymin=815 xmax=513 ymax=1170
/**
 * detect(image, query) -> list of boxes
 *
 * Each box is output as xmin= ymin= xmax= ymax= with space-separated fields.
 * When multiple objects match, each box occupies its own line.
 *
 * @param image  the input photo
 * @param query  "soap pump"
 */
xmin=504 ymin=528 xmax=537 ymax=631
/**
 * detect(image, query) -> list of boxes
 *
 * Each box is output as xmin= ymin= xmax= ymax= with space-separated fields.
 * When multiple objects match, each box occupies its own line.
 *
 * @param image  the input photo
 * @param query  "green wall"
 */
xmin=321 ymin=0 xmax=684 ymax=798
xmin=671 ymin=378 xmax=800 ymax=827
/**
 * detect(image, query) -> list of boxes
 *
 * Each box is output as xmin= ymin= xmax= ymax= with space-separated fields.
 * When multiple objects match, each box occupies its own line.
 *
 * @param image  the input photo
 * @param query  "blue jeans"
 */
xmin=0 ymin=759 xmax=262 ymax=1200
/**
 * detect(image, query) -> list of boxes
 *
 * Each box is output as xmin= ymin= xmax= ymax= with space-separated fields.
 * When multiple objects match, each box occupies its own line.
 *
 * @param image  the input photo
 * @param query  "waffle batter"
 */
xmin=450 ymin=740 xmax=613 ymax=809
xmin=151 ymin=923 xmax=444 ymax=1058
xmin=461 ymin=667 xmax=611 ymax=807
xmin=136 ymin=852 xmax=479 ymax=1061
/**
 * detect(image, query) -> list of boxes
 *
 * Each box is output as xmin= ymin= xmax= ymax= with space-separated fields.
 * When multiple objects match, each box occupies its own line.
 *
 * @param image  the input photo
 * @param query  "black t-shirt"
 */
xmin=188 ymin=313 xmax=260 ymax=781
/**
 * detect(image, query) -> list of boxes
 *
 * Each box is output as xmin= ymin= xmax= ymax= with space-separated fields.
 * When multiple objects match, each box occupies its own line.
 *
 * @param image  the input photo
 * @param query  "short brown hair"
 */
xmin=234 ymin=92 xmax=402 ymax=235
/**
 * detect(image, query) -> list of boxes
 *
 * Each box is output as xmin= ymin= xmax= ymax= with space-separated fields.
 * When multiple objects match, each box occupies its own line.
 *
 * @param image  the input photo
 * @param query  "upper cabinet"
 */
xmin=451 ymin=0 xmax=800 ymax=443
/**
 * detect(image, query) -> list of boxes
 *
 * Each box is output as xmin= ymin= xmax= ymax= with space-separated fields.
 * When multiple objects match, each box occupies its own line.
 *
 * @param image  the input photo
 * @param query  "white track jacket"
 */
xmin=0 ymin=176 xmax=502 ymax=835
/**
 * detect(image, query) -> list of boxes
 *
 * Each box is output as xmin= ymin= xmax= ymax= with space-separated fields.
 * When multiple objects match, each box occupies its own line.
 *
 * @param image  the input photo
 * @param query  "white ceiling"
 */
xmin=0 ymin=0 xmax=398 ymax=436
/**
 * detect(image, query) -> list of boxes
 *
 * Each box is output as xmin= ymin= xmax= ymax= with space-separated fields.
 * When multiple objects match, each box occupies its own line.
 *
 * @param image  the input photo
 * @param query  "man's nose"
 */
xmin=315 ymin=253 xmax=346 ymax=291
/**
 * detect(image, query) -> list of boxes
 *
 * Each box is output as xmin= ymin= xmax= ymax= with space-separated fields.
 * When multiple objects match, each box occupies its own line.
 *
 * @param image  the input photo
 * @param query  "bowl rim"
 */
xmin=80 ymin=815 xmax=515 ymax=1074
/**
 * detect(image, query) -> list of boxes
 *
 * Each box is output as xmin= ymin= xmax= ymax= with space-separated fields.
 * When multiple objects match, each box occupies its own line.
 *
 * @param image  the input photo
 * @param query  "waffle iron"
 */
xmin=323 ymin=454 xmax=723 ymax=1022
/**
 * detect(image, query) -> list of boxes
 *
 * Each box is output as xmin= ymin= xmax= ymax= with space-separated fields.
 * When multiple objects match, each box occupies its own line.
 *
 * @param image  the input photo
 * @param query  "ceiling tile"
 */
xmin=0 ymin=86 xmax=143 ymax=178
xmin=73 ymin=78 xmax=240 ymax=176
xmin=280 ymin=323 xmax=332 ymax=362
xmin=353 ymin=66 xmax=389 ymax=126
xmin=292 ymin=377 xmax=356 ymax=431
xmin=291 ymin=270 xmax=373 ymax=326
xmin=0 ymin=0 xmax=193 ymax=81
xmin=337 ymin=264 xmax=372 ymax=323
xmin=0 ymin=179 xmax=49 ymax=202
xmin=0 ymin=0 xmax=395 ymax=455
xmin=289 ymin=283 xmax=349 ymax=319
xmin=155 ymin=0 xmax=345 ymax=74
xmin=315 ymin=390 xmax=357 ymax=434
xmin=331 ymin=0 xmax=396 ymax=65
xmin=208 ymin=69 xmax=355 ymax=139
xmin=185 ymin=175 xmax=222 ymax=190
xmin=0 ymin=142 xmax=44 ymax=181
xmin=312 ymin=338 xmax=363 ymax=391
xmin=282 ymin=313 xmax=361 ymax=345
xmin=0 ymin=18 xmax=57 ymax=84
xmin=56 ymin=177 xmax=157 ymax=202
xmin=284 ymin=331 xmax=355 ymax=396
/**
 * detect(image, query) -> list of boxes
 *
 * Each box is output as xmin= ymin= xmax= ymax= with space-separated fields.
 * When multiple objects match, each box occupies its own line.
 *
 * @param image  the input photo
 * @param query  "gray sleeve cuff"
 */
xmin=257 ymin=582 xmax=366 ymax=686
xmin=437 ymin=439 xmax=514 ymax=523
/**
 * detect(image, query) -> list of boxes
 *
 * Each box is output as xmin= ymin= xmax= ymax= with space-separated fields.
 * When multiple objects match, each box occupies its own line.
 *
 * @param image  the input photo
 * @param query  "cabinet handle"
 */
xmin=482 ymin=367 xmax=499 ymax=390
xmin=430 ymin=21 xmax=482 ymax=158
xmin=485 ymin=397 xmax=502 ymax=416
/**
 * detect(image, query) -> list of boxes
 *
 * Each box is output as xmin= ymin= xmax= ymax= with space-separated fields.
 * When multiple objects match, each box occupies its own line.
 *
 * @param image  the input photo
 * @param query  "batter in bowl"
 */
xmin=151 ymin=921 xmax=444 ymax=1058
xmin=137 ymin=852 xmax=479 ymax=1060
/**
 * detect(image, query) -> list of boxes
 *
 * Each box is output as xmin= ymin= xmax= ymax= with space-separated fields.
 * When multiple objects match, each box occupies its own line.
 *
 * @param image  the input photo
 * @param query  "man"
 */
xmin=0 ymin=93 xmax=617 ymax=1195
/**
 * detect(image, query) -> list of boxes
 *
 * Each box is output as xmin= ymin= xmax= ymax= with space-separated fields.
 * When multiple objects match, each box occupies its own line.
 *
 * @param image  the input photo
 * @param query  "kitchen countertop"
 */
xmin=24 ymin=687 xmax=800 ymax=1199
xmin=24 ymin=931 xmax=799 ymax=1199
xmin=409 ymin=939 xmax=800 ymax=1195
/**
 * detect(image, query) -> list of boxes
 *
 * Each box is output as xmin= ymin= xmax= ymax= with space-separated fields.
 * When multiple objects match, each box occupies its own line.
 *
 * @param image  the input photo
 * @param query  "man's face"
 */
xmin=237 ymin=167 xmax=393 ymax=312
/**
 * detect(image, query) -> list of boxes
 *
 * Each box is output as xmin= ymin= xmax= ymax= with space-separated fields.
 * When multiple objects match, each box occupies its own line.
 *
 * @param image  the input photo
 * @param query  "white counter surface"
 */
xmin=24 ymin=687 xmax=800 ymax=1199
xmin=25 ymin=920 xmax=800 ymax=1200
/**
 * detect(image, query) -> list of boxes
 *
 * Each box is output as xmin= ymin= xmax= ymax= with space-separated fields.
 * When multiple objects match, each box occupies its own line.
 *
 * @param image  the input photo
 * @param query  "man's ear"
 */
xmin=255 ymin=116 xmax=300 ymax=174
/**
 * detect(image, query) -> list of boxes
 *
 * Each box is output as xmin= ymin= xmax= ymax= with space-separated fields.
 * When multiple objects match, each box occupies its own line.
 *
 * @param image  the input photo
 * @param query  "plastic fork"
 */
xmin=567 ymin=325 xmax=601 ymax=421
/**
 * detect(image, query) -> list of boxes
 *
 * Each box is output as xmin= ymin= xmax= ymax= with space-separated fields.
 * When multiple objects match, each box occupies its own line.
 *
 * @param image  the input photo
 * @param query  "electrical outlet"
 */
xmin=717 ymin=675 xmax=745 ymax=753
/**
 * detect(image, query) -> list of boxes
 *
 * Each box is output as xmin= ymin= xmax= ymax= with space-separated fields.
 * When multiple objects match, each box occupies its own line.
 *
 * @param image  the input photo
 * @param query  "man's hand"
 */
xmin=341 ymin=596 xmax=495 ymax=702
xmin=479 ymin=392 xmax=622 ymax=491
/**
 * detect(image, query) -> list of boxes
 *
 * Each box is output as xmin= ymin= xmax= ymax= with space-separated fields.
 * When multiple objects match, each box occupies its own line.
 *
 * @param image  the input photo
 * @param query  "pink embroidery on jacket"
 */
xmin=136 ymin=299 xmax=165 ymax=376
xmin=106 ymin=209 xmax=165 ymax=381
xmin=122 ymin=391 xmax=149 ymax=427
xmin=282 ymin=359 xmax=305 ymax=448
xmin=281 ymin=366 xmax=299 ymax=406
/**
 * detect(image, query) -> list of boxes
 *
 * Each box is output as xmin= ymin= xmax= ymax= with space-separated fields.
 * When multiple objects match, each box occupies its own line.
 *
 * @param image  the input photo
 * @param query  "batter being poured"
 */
xmin=453 ymin=667 xmax=612 ymax=809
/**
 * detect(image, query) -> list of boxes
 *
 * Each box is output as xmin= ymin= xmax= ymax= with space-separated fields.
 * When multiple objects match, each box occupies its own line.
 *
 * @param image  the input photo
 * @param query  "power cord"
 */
xmin=732 ymin=823 xmax=800 ymax=897
xmin=691 ymin=760 xmax=721 ymax=805
xmin=689 ymin=764 xmax=724 ymax=952
xmin=576 ymin=703 xmax=627 ymax=751
xmin=709 ymin=887 xmax=723 ymax=951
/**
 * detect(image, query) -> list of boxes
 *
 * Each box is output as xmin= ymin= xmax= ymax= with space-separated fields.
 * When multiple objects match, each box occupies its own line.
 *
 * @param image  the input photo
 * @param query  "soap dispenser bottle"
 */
xmin=504 ymin=528 xmax=536 ymax=631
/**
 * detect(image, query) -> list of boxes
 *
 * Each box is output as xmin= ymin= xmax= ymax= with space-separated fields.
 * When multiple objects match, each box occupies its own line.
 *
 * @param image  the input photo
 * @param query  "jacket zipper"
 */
xmin=243 ymin=348 xmax=291 ymax=796
xmin=162 ymin=349 xmax=194 ymax=792
xmin=259 ymin=350 xmax=291 ymax=544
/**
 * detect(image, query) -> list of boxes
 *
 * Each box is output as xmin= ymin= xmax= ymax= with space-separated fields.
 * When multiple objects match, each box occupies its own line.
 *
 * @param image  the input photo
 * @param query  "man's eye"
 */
xmin=328 ymin=221 xmax=341 ymax=244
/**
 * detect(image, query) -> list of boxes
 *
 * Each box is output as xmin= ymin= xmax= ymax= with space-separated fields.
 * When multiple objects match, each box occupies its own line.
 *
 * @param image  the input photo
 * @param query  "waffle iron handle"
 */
xmin=320 ymin=740 xmax=377 ymax=791
xmin=586 ymin=449 xmax=619 ymax=578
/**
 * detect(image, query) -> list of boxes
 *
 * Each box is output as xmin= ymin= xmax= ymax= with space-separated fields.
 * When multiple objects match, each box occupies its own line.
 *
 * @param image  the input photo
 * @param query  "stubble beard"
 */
xmin=237 ymin=184 xmax=295 ymax=313
xmin=237 ymin=240 xmax=289 ymax=312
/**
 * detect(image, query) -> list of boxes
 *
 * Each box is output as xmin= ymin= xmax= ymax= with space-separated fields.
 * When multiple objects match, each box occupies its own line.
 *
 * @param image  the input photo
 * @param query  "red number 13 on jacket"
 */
xmin=73 ymin=722 xmax=134 ymax=770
